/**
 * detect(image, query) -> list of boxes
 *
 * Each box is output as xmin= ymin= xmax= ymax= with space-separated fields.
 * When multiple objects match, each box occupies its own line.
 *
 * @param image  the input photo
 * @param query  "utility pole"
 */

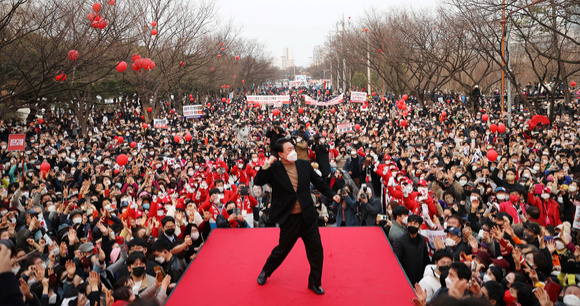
xmin=342 ymin=15 xmax=346 ymax=94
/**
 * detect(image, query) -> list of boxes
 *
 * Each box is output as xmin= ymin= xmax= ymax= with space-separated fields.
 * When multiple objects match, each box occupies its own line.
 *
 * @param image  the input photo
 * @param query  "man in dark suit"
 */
xmin=255 ymin=138 xmax=340 ymax=295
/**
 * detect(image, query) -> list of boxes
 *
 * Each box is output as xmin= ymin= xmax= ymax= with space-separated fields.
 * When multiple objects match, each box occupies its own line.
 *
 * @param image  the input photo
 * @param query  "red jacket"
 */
xmin=499 ymin=201 xmax=525 ymax=224
xmin=527 ymin=192 xmax=561 ymax=227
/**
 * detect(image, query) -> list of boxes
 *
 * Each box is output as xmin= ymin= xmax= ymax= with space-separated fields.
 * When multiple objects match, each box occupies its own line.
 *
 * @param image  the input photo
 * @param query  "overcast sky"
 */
xmin=216 ymin=0 xmax=435 ymax=67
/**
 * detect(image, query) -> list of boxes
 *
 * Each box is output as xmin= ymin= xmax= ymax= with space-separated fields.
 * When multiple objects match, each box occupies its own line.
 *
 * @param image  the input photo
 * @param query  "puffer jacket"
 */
xmin=393 ymin=232 xmax=431 ymax=285
xmin=418 ymin=264 xmax=441 ymax=302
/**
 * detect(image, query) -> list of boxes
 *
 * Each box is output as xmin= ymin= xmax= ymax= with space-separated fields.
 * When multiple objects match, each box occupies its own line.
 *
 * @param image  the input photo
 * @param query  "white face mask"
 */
xmin=217 ymin=186 xmax=224 ymax=192
xmin=459 ymin=180 xmax=467 ymax=186
xmin=556 ymin=240 xmax=566 ymax=250
xmin=541 ymin=194 xmax=550 ymax=199
xmin=286 ymin=150 xmax=298 ymax=163
xmin=564 ymin=295 xmax=580 ymax=306
xmin=238 ymin=163 xmax=244 ymax=169
xmin=483 ymin=274 xmax=493 ymax=283
xmin=402 ymin=216 xmax=408 ymax=225
xmin=478 ymin=229 xmax=484 ymax=239
xmin=188 ymin=171 xmax=194 ymax=176
xmin=155 ymin=256 xmax=166 ymax=264
xmin=191 ymin=232 xmax=200 ymax=240
xmin=571 ymin=186 xmax=578 ymax=192
xmin=157 ymin=210 xmax=164 ymax=217
xmin=496 ymin=194 xmax=506 ymax=201
xmin=252 ymin=158 xmax=258 ymax=162
xmin=445 ymin=276 xmax=454 ymax=288
xmin=445 ymin=238 xmax=457 ymax=247
xmin=72 ymin=217 xmax=82 ymax=224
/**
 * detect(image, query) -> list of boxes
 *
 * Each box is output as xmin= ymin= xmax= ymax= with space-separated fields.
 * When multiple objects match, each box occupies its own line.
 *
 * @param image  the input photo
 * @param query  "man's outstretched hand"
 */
xmin=333 ymin=195 xmax=341 ymax=203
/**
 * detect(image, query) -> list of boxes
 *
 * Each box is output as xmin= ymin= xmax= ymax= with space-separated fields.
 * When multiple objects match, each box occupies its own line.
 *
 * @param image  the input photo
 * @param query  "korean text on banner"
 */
xmin=350 ymin=91 xmax=367 ymax=103
xmin=337 ymin=123 xmax=353 ymax=134
xmin=183 ymin=105 xmax=203 ymax=119
xmin=7 ymin=134 xmax=26 ymax=151
xmin=153 ymin=119 xmax=168 ymax=129
xmin=327 ymin=94 xmax=344 ymax=105
xmin=304 ymin=95 xmax=318 ymax=105
xmin=246 ymin=95 xmax=291 ymax=106
xmin=424 ymin=230 xmax=447 ymax=257
xmin=573 ymin=205 xmax=580 ymax=230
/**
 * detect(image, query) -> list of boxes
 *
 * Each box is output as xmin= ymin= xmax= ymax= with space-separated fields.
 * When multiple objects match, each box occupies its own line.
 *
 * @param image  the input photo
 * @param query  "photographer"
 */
xmin=230 ymin=182 xmax=258 ymax=227
xmin=266 ymin=122 xmax=286 ymax=150
xmin=331 ymin=185 xmax=357 ymax=227
xmin=216 ymin=201 xmax=248 ymax=228
xmin=357 ymin=185 xmax=381 ymax=226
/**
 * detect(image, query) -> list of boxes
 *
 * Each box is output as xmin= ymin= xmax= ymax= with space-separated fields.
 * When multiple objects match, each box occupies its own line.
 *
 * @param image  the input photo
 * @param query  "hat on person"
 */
xmin=525 ymin=222 xmax=541 ymax=235
xmin=237 ymin=159 xmax=244 ymax=164
xmin=417 ymin=179 xmax=428 ymax=187
xmin=490 ymin=257 xmax=510 ymax=271
xmin=466 ymin=182 xmax=476 ymax=188
xmin=495 ymin=186 xmax=506 ymax=193
xmin=57 ymin=223 xmax=70 ymax=239
xmin=69 ymin=209 xmax=82 ymax=219
xmin=78 ymin=242 xmax=94 ymax=253
xmin=445 ymin=226 xmax=463 ymax=238
xmin=473 ymin=251 xmax=492 ymax=267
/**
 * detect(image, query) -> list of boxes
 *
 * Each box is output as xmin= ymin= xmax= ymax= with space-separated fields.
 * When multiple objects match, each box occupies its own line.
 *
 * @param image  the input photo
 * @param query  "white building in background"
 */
xmin=278 ymin=47 xmax=294 ymax=70
xmin=313 ymin=45 xmax=325 ymax=65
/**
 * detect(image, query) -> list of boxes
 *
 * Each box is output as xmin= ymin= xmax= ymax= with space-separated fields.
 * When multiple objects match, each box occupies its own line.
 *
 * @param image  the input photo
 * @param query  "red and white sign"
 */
xmin=337 ymin=123 xmax=353 ymax=134
xmin=304 ymin=94 xmax=344 ymax=106
xmin=153 ymin=119 xmax=168 ymax=129
xmin=350 ymin=91 xmax=367 ymax=103
xmin=327 ymin=94 xmax=344 ymax=105
xmin=247 ymin=95 xmax=291 ymax=107
xmin=7 ymin=134 xmax=26 ymax=151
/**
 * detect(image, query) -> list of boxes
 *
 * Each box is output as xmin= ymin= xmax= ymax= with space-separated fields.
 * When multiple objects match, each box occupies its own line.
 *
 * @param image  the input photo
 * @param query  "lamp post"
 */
xmin=360 ymin=28 xmax=371 ymax=96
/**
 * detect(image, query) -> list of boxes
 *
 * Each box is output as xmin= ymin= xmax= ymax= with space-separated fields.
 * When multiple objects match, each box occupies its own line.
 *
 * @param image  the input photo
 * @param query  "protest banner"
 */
xmin=350 ymin=91 xmax=367 ymax=103
xmin=246 ymin=95 xmax=291 ymax=106
xmin=7 ymin=134 xmax=26 ymax=151
xmin=154 ymin=119 xmax=168 ymax=129
xmin=424 ymin=230 xmax=447 ymax=257
xmin=337 ymin=123 xmax=353 ymax=134
xmin=183 ymin=105 xmax=203 ymax=119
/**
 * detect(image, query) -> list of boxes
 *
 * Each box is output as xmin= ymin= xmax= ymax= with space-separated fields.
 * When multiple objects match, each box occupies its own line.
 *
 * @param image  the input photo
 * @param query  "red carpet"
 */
xmin=166 ymin=227 xmax=415 ymax=306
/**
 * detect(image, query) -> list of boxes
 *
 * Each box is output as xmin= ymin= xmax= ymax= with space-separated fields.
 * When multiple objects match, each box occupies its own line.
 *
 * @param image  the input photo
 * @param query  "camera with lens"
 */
xmin=240 ymin=186 xmax=250 ymax=196
xmin=340 ymin=189 xmax=347 ymax=195
xmin=360 ymin=193 xmax=367 ymax=199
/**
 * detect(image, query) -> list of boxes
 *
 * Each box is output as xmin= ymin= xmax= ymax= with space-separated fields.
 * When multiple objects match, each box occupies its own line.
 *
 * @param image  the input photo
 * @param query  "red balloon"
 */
xmin=401 ymin=105 xmax=407 ymax=110
xmin=447 ymin=99 xmax=450 ymax=103
xmin=147 ymin=107 xmax=152 ymax=112
xmin=298 ymin=107 xmax=304 ymax=114
xmin=372 ymin=92 xmax=376 ymax=96
xmin=273 ymin=109 xmax=280 ymax=116
xmin=235 ymin=56 xmax=240 ymax=60
xmin=242 ymin=80 xmax=245 ymax=84
xmin=132 ymin=54 xmax=141 ymax=61
xmin=326 ymin=91 xmax=329 ymax=95
xmin=97 ymin=19 xmax=108 ymax=29
xmin=116 ymin=154 xmax=128 ymax=166
xmin=116 ymin=61 xmax=127 ymax=72
xmin=490 ymin=124 xmax=498 ymax=133
xmin=381 ymin=97 xmax=386 ymax=101
xmin=217 ymin=54 xmax=221 ymax=58
xmin=130 ymin=141 xmax=137 ymax=148
xmin=88 ymin=12 xmax=96 ymax=21
xmin=152 ymin=21 xmax=157 ymax=27
xmin=221 ymin=97 xmax=226 ymax=102
xmin=185 ymin=134 xmax=192 ymax=142
xmin=397 ymin=103 xmax=404 ymax=110
xmin=117 ymin=136 xmax=124 ymax=143
xmin=220 ymin=42 xmax=223 ymax=46
xmin=68 ymin=50 xmax=79 ymax=61
xmin=151 ymin=29 xmax=157 ymax=35
xmin=170 ymin=109 xmax=174 ymax=114
xmin=142 ymin=123 xmax=148 ymax=128
xmin=211 ymin=67 xmax=214 ymax=71
xmin=400 ymin=120 xmax=408 ymax=127
xmin=362 ymin=104 xmax=367 ymax=109
xmin=322 ymin=132 xmax=327 ymax=137
xmin=140 ymin=116 xmax=144 ymax=120
xmin=189 ymin=94 xmax=193 ymax=98
xmin=330 ymin=109 xmax=335 ymax=114
xmin=190 ymin=98 xmax=194 ymax=102
xmin=221 ymin=48 xmax=225 ymax=51
xmin=92 ymin=3 xmax=101 ymax=12
xmin=402 ymin=94 xmax=408 ymax=101
xmin=207 ymin=103 xmax=211 ymax=107
xmin=131 ymin=63 xmax=139 ymax=71
xmin=486 ymin=149 xmax=498 ymax=162
xmin=166 ymin=102 xmax=169 ymax=106
xmin=40 ymin=162 xmax=50 ymax=172
xmin=442 ymin=111 xmax=447 ymax=117
xmin=378 ymin=49 xmax=381 ymax=52
xmin=572 ymin=81 xmax=577 ymax=87
xmin=498 ymin=124 xmax=506 ymax=133
xmin=38 ymin=118 xmax=44 ymax=124
xmin=354 ymin=124 xmax=360 ymax=130
xmin=482 ymin=114 xmax=489 ymax=122
xmin=174 ymin=135 xmax=180 ymax=143
xmin=180 ymin=61 xmax=185 ymax=66
xmin=254 ymin=103 xmax=259 ymax=108
xmin=108 ymin=0 xmax=114 ymax=4
xmin=55 ymin=73 xmax=66 ymax=82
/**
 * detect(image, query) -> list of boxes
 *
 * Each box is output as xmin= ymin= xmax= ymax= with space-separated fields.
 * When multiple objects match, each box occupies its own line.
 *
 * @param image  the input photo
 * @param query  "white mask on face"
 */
xmin=73 ymin=218 xmax=82 ymax=224
xmin=445 ymin=276 xmax=454 ymax=288
xmin=217 ymin=186 xmax=224 ymax=192
xmin=286 ymin=150 xmax=298 ymax=162
xmin=188 ymin=171 xmax=194 ymax=176
xmin=496 ymin=194 xmax=506 ymax=201
xmin=445 ymin=238 xmax=457 ymax=247
xmin=541 ymin=194 xmax=550 ymax=199
xmin=459 ymin=180 xmax=467 ymax=186
xmin=155 ymin=256 xmax=166 ymax=264
xmin=556 ymin=240 xmax=566 ymax=250
xmin=564 ymin=295 xmax=580 ymax=306
xmin=483 ymin=274 xmax=493 ymax=283
xmin=191 ymin=232 xmax=200 ymax=240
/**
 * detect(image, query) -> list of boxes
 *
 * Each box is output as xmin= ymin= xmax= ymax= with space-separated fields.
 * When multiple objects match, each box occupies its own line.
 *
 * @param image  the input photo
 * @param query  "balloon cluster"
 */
xmin=131 ymin=54 xmax=155 ymax=71
xmin=151 ymin=21 xmax=158 ymax=35
xmin=89 ymin=3 xmax=108 ymax=29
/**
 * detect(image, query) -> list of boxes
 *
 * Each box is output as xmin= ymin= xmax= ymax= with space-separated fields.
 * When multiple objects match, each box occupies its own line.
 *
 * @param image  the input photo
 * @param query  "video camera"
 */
xmin=239 ymin=186 xmax=250 ymax=196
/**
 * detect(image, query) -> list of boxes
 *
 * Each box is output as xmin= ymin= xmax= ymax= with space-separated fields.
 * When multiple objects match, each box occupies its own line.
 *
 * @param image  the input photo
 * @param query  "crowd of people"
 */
xmin=0 ymin=85 xmax=579 ymax=306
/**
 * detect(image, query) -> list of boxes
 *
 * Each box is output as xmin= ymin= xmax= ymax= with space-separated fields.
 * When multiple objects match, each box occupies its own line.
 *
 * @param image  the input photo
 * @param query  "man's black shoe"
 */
xmin=308 ymin=284 xmax=325 ymax=295
xmin=257 ymin=271 xmax=268 ymax=285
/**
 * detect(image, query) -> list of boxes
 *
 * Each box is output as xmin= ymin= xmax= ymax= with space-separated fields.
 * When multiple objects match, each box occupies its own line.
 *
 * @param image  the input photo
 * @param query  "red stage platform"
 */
xmin=166 ymin=227 xmax=415 ymax=306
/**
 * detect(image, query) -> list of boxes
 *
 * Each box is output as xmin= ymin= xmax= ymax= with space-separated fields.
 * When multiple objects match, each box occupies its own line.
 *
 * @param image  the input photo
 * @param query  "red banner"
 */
xmin=7 ymin=134 xmax=26 ymax=151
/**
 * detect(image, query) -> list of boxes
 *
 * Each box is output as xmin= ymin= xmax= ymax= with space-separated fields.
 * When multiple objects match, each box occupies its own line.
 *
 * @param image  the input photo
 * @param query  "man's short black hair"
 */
xmin=407 ymin=215 xmax=423 ymax=226
xmin=450 ymin=261 xmax=472 ymax=281
xmin=127 ymin=238 xmax=147 ymax=249
xmin=161 ymin=216 xmax=175 ymax=227
xmin=526 ymin=206 xmax=540 ymax=220
xmin=214 ymin=179 xmax=224 ymax=186
xmin=272 ymin=138 xmax=292 ymax=157
xmin=392 ymin=206 xmax=409 ymax=218
xmin=150 ymin=240 xmax=170 ymax=253
xmin=432 ymin=249 xmax=453 ymax=263
xmin=126 ymin=251 xmax=146 ymax=266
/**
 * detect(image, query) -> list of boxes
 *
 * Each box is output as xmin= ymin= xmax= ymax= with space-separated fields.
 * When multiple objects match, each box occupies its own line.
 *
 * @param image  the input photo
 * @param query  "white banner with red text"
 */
xmin=350 ymin=91 xmax=367 ymax=103
xmin=247 ymin=95 xmax=291 ymax=107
